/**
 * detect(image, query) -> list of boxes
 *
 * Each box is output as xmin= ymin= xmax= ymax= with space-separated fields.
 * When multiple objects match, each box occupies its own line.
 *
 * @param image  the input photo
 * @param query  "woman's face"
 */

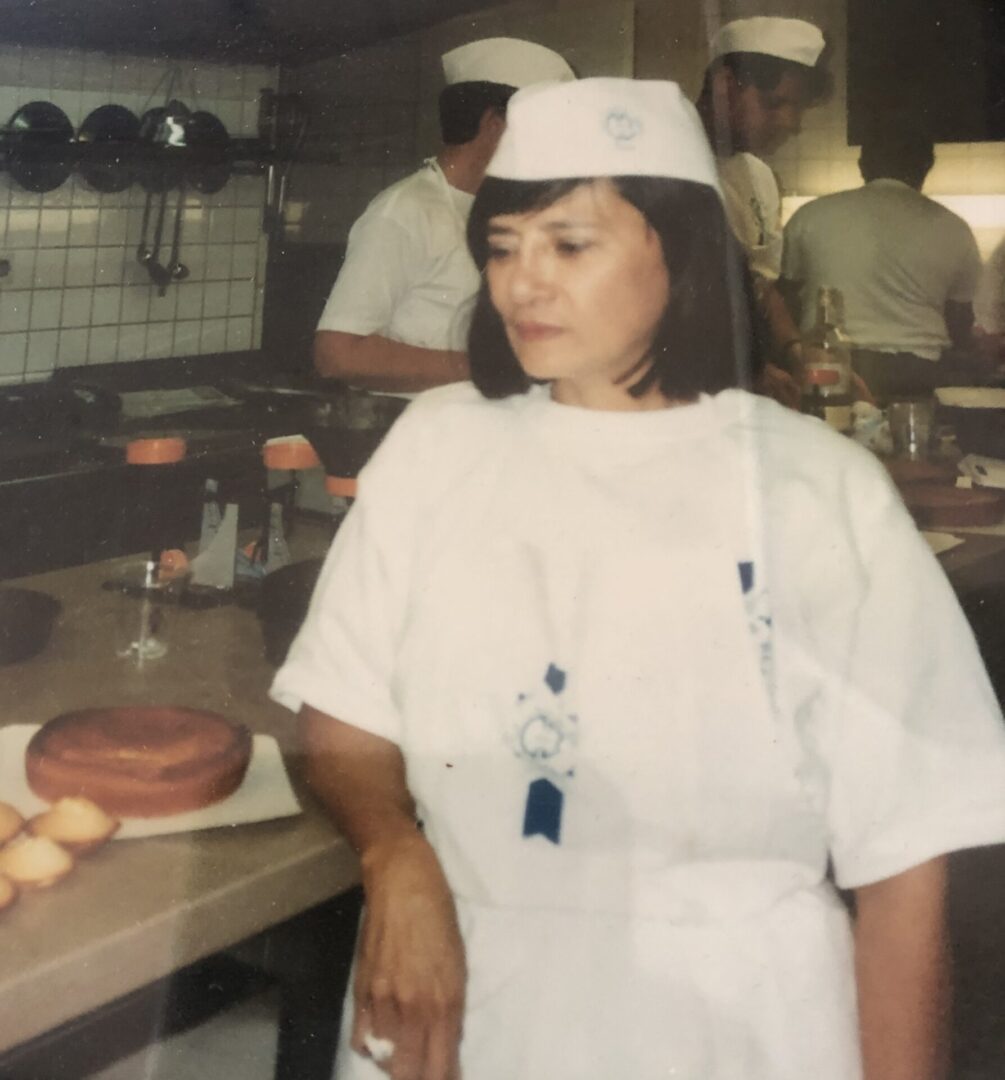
xmin=485 ymin=180 xmax=671 ymax=409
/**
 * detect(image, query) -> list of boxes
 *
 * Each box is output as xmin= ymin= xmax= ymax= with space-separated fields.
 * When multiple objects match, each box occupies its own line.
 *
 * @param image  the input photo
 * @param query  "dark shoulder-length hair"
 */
xmin=465 ymin=174 xmax=765 ymax=401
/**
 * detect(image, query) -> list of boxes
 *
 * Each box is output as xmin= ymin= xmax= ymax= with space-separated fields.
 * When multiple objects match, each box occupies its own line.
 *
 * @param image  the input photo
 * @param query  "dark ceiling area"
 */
xmin=0 ymin=0 xmax=500 ymax=65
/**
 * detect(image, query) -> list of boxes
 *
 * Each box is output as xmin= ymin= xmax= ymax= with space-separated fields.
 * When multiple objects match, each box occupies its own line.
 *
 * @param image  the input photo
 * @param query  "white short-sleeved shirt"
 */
xmin=718 ymin=151 xmax=784 ymax=281
xmin=272 ymin=383 xmax=1005 ymax=1078
xmin=317 ymin=160 xmax=480 ymax=388
xmin=782 ymin=179 xmax=982 ymax=360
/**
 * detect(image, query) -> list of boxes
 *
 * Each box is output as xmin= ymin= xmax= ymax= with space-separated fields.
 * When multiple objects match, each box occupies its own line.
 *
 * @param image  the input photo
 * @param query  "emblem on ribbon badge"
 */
xmin=508 ymin=663 xmax=578 ymax=844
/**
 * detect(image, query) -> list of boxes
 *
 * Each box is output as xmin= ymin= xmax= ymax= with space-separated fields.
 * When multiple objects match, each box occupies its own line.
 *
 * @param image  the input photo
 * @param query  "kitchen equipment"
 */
xmin=302 ymin=390 xmax=406 ymax=480
xmin=5 ymin=101 xmax=74 ymax=192
xmin=888 ymin=399 xmax=934 ymax=461
xmin=76 ymin=104 xmax=140 ymax=193
xmin=258 ymin=89 xmax=308 ymax=239
xmin=0 ymin=588 xmax=60 ymax=665
xmin=187 ymin=110 xmax=230 ymax=195
xmin=113 ymin=562 xmax=169 ymax=665
xmin=161 ymin=180 xmax=189 ymax=293
xmin=138 ymin=101 xmax=190 ymax=185
xmin=137 ymin=102 xmax=190 ymax=291
xmin=258 ymin=557 xmax=323 ymax=666
xmin=935 ymin=387 xmax=1005 ymax=459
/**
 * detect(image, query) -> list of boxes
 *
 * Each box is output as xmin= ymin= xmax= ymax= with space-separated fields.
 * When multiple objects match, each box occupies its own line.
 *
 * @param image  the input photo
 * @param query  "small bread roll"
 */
xmin=0 ymin=874 xmax=17 ymax=912
xmin=0 ymin=801 xmax=24 ymax=845
xmin=28 ymin=797 xmax=119 ymax=854
xmin=0 ymin=836 xmax=74 ymax=888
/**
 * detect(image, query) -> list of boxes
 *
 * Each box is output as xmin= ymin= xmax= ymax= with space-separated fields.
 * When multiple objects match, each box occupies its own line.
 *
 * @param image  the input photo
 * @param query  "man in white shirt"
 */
xmin=781 ymin=122 xmax=983 ymax=402
xmin=695 ymin=17 xmax=831 ymax=405
xmin=975 ymin=237 xmax=1005 ymax=367
xmin=314 ymin=38 xmax=575 ymax=397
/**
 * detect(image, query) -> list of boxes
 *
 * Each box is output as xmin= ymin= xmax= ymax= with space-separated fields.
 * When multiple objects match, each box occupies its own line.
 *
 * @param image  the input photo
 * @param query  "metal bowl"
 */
xmin=935 ymin=387 xmax=1005 ymax=458
xmin=0 ymin=588 xmax=61 ymax=665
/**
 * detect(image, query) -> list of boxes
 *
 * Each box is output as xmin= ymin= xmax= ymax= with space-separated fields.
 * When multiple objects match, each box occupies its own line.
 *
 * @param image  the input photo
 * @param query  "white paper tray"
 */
xmin=0 ymin=725 xmax=301 ymax=839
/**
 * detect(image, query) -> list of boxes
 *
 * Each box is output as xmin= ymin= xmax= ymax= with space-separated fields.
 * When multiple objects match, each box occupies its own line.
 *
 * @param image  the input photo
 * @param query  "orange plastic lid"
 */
xmin=125 ymin=437 xmax=187 ymax=465
xmin=325 ymin=475 xmax=357 ymax=498
xmin=262 ymin=436 xmax=321 ymax=471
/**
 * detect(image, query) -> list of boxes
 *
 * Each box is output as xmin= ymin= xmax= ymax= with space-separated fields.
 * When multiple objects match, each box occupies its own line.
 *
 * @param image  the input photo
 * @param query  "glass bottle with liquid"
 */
xmin=801 ymin=286 xmax=855 ymax=434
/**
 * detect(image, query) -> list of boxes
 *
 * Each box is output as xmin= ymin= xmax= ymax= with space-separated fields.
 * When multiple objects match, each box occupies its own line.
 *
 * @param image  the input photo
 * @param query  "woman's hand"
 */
xmin=299 ymin=706 xmax=468 ymax=1078
xmin=352 ymin=833 xmax=467 ymax=1080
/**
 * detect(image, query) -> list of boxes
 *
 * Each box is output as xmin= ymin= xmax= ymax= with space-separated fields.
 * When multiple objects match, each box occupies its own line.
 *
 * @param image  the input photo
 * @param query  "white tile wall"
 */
xmin=0 ymin=44 xmax=278 ymax=384
xmin=280 ymin=0 xmax=633 ymax=245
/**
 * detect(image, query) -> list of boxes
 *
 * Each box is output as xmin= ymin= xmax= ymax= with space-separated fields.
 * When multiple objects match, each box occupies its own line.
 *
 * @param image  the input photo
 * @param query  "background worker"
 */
xmin=313 ymin=37 xmax=575 ymax=396
xmin=781 ymin=119 xmax=984 ymax=402
xmin=696 ymin=16 xmax=831 ymax=405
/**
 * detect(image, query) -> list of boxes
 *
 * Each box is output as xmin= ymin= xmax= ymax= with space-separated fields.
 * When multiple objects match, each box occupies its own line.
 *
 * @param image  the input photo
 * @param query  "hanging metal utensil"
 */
xmin=136 ymin=190 xmax=155 ymax=266
xmin=146 ymin=185 xmax=171 ymax=290
xmin=165 ymin=179 xmax=189 ymax=289
xmin=137 ymin=100 xmax=190 ymax=291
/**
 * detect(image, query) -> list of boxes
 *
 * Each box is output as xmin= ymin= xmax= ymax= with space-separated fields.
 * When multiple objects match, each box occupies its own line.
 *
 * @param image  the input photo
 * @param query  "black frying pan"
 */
xmin=5 ymin=102 xmax=74 ymax=192
xmin=187 ymin=110 xmax=230 ymax=195
xmin=77 ymin=104 xmax=140 ymax=193
xmin=137 ymin=102 xmax=190 ymax=192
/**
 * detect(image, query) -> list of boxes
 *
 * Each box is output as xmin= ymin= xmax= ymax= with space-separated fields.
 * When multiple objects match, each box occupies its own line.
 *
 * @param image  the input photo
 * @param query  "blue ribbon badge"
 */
xmin=509 ymin=663 xmax=578 ymax=845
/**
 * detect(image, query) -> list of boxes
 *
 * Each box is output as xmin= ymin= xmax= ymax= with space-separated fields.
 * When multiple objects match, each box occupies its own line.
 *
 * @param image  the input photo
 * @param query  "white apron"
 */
xmin=335 ymin=404 xmax=861 ymax=1079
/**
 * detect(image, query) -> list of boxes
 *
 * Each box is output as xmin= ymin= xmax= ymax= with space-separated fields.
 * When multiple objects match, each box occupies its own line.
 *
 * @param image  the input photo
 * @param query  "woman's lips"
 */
xmin=513 ymin=322 xmax=564 ymax=342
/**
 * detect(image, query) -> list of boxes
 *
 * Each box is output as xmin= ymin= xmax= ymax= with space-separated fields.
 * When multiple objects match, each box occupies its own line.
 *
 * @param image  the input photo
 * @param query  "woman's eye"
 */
xmin=486 ymin=245 xmax=514 ymax=261
xmin=556 ymin=240 xmax=590 ymax=256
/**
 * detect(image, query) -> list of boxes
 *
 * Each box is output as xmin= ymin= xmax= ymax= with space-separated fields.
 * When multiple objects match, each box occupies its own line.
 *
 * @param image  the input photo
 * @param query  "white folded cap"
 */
xmin=712 ymin=17 xmax=825 ymax=68
xmin=487 ymin=78 xmax=720 ymax=194
xmin=441 ymin=37 xmax=575 ymax=89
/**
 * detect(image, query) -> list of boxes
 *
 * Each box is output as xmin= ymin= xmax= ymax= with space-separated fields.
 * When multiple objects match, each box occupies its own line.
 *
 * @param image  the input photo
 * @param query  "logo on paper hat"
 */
xmin=487 ymin=78 xmax=720 ymax=195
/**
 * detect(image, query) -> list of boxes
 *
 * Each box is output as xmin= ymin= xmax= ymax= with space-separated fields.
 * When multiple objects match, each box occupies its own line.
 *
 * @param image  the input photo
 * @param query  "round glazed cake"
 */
xmin=25 ymin=707 xmax=252 ymax=817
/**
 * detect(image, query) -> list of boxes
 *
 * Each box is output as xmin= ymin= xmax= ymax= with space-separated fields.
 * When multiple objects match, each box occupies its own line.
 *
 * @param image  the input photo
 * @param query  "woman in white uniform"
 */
xmin=272 ymin=79 xmax=1005 ymax=1080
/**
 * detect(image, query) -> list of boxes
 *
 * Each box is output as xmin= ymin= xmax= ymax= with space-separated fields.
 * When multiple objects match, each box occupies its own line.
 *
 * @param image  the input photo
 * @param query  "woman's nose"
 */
xmin=507 ymin=248 xmax=551 ymax=305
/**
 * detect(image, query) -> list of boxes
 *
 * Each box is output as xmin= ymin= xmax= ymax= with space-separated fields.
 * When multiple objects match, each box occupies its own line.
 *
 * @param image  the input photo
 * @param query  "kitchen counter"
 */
xmin=0 ymin=523 xmax=358 ymax=1059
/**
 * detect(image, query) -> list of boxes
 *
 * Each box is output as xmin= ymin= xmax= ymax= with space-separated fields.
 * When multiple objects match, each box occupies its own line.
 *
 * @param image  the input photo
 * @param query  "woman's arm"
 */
xmin=853 ymin=856 xmax=951 ymax=1080
xmin=300 ymin=704 xmax=466 ymax=1080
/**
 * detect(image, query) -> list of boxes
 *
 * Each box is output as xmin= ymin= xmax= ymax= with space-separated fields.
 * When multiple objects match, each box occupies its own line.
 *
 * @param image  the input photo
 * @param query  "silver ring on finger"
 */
xmin=363 ymin=1032 xmax=396 ymax=1065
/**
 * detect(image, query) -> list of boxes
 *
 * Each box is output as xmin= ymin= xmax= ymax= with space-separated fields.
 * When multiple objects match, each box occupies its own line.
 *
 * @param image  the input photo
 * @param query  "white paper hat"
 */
xmin=712 ymin=17 xmax=825 ymax=68
xmin=486 ymin=78 xmax=721 ymax=194
xmin=441 ymin=37 xmax=575 ymax=89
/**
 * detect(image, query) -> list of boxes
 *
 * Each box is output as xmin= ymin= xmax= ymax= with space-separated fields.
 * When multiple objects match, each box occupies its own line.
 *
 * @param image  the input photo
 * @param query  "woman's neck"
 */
xmin=550 ymin=378 xmax=683 ymax=412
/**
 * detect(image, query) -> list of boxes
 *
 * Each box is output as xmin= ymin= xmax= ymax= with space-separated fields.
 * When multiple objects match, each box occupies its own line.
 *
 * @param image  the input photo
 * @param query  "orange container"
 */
xmin=125 ymin=437 xmax=187 ymax=465
xmin=325 ymin=475 xmax=357 ymax=498
xmin=262 ymin=437 xmax=321 ymax=471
